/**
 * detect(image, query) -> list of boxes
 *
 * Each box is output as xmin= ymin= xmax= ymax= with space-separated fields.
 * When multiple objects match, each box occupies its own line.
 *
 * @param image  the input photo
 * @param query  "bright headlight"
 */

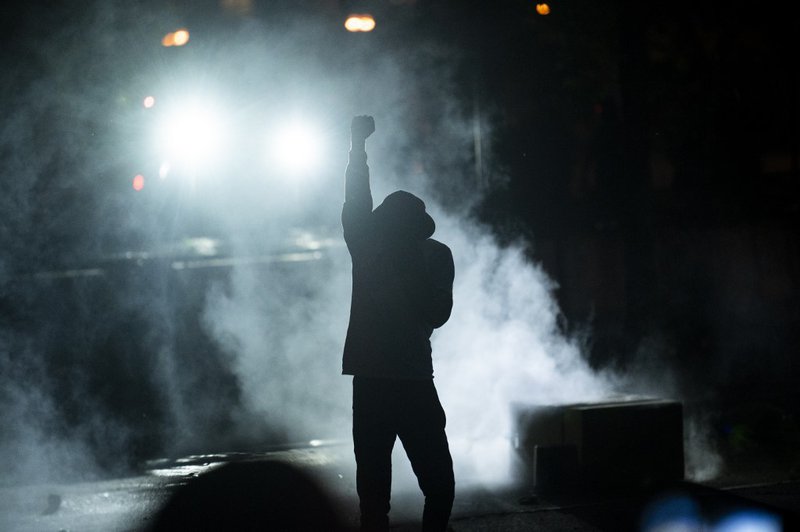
xmin=269 ymin=121 xmax=325 ymax=175
xmin=156 ymin=100 xmax=229 ymax=171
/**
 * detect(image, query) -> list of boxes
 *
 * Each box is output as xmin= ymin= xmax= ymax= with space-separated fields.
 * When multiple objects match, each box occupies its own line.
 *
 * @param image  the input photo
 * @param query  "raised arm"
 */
xmin=349 ymin=115 xmax=375 ymax=157
xmin=342 ymin=116 xmax=376 ymax=249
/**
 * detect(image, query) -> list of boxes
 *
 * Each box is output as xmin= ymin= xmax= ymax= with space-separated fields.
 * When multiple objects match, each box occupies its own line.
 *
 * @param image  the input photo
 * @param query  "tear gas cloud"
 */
xmin=0 ymin=1 xmax=718 ymax=491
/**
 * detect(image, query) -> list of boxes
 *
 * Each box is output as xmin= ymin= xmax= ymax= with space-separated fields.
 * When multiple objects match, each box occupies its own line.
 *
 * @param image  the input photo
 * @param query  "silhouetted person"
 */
xmin=341 ymin=115 xmax=456 ymax=532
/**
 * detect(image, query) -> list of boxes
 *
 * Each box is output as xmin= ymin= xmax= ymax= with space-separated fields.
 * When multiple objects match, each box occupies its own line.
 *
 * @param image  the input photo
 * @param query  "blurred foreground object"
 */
xmin=148 ymin=460 xmax=351 ymax=531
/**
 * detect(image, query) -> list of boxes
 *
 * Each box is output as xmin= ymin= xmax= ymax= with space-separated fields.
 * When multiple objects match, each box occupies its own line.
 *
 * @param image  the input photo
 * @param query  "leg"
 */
xmin=353 ymin=377 xmax=397 ymax=532
xmin=397 ymin=381 xmax=455 ymax=532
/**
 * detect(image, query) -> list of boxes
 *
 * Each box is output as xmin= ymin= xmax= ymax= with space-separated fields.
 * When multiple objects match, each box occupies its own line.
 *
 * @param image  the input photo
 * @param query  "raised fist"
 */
xmin=351 ymin=115 xmax=375 ymax=141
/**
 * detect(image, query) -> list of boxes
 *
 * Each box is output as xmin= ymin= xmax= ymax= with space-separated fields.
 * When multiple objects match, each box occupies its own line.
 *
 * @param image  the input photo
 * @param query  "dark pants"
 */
xmin=352 ymin=377 xmax=455 ymax=532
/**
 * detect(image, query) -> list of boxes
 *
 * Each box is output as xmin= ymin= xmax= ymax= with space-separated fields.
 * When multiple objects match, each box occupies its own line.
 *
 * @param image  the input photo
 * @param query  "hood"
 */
xmin=372 ymin=190 xmax=435 ymax=241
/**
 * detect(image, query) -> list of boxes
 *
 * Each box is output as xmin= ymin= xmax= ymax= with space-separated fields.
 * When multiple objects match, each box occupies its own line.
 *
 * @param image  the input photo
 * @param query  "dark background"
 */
xmin=474 ymin=1 xmax=799 ymax=395
xmin=1 ymin=0 xmax=798 ymax=481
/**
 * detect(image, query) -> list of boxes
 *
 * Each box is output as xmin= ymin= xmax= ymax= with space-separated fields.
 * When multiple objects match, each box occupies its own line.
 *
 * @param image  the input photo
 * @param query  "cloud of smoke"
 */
xmin=0 ymin=1 xmax=722 ymax=494
xmin=201 ymin=242 xmax=353 ymax=443
xmin=431 ymin=210 xmax=613 ymax=484
xmin=0 ymin=337 xmax=103 ymax=484
xmin=192 ymin=21 xmax=622 ymax=491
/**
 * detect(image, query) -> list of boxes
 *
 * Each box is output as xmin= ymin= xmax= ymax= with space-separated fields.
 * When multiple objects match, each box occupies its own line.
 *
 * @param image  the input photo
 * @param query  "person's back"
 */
xmin=341 ymin=115 xmax=455 ymax=532
xmin=343 ymin=189 xmax=454 ymax=379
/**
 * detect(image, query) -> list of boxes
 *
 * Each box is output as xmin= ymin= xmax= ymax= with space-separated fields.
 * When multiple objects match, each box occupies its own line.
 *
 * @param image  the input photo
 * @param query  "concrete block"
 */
xmin=564 ymin=398 xmax=684 ymax=488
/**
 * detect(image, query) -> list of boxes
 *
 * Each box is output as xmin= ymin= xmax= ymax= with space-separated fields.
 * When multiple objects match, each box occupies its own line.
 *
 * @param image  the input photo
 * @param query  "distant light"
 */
xmin=156 ymin=100 xmax=229 ymax=169
xmin=269 ymin=121 xmax=325 ymax=175
xmin=161 ymin=28 xmax=190 ymax=47
xmin=345 ymin=14 xmax=376 ymax=32
xmin=536 ymin=3 xmax=551 ymax=15
xmin=173 ymin=29 xmax=190 ymax=46
xmin=143 ymin=96 xmax=155 ymax=109
xmin=133 ymin=174 xmax=145 ymax=191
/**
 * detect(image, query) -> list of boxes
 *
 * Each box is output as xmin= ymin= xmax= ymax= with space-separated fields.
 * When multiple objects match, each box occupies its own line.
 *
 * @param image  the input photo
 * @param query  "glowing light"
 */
xmin=269 ymin=121 xmax=325 ymax=174
xmin=714 ymin=510 xmax=782 ymax=532
xmin=161 ymin=28 xmax=190 ymax=47
xmin=173 ymin=29 xmax=190 ymax=46
xmin=345 ymin=14 xmax=376 ymax=32
xmin=132 ymin=174 xmax=145 ymax=191
xmin=156 ymin=100 xmax=229 ymax=169
xmin=536 ymin=3 xmax=551 ymax=15
xmin=641 ymin=495 xmax=783 ymax=532
xmin=143 ymin=96 xmax=155 ymax=109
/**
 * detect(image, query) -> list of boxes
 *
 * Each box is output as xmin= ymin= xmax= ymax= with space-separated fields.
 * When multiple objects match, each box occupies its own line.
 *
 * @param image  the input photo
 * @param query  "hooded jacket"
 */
xmin=341 ymin=149 xmax=454 ymax=379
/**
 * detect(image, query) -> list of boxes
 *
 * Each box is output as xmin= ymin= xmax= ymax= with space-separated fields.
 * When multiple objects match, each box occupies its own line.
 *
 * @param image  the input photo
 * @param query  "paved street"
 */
xmin=1 ymin=441 xmax=798 ymax=531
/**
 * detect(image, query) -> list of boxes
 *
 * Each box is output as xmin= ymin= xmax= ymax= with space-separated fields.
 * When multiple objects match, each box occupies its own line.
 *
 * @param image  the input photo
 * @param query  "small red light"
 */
xmin=133 ymin=174 xmax=145 ymax=191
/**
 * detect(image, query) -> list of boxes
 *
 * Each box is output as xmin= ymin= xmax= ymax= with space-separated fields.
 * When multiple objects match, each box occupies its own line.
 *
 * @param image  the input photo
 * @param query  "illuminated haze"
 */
xmin=0 ymin=1 xmax=716 ymax=493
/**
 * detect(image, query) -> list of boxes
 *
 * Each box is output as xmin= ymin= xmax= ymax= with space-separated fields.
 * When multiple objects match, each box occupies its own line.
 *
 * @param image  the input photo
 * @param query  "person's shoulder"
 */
xmin=423 ymin=238 xmax=450 ymax=251
xmin=422 ymin=238 xmax=453 ymax=260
